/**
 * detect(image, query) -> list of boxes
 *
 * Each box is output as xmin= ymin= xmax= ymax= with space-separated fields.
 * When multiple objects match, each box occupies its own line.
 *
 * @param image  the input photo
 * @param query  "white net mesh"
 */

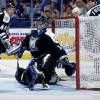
xmin=54 ymin=18 xmax=75 ymax=60
xmin=79 ymin=16 xmax=100 ymax=89
xmin=54 ymin=17 xmax=100 ymax=90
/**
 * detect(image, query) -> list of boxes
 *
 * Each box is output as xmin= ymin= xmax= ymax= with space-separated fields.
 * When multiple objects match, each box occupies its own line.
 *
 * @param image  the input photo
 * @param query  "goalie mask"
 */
xmin=33 ymin=13 xmax=48 ymax=35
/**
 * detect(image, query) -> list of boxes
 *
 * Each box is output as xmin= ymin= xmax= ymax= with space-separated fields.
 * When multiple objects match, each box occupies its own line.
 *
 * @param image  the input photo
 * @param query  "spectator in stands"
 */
xmin=61 ymin=3 xmax=67 ymax=17
xmin=25 ymin=2 xmax=40 ymax=19
xmin=44 ymin=6 xmax=51 ymax=17
xmin=75 ymin=0 xmax=88 ymax=15
xmin=11 ymin=0 xmax=23 ymax=17
xmin=43 ymin=6 xmax=52 ymax=24
xmin=87 ymin=0 xmax=96 ymax=10
xmin=25 ymin=0 xmax=46 ymax=18
xmin=62 ymin=4 xmax=73 ymax=17
xmin=0 ymin=0 xmax=6 ymax=9
xmin=86 ymin=0 xmax=99 ymax=16
xmin=50 ymin=0 xmax=59 ymax=10
xmin=51 ymin=10 xmax=58 ymax=19
xmin=48 ymin=0 xmax=60 ymax=17
xmin=21 ymin=3 xmax=30 ymax=18
xmin=69 ymin=0 xmax=76 ymax=8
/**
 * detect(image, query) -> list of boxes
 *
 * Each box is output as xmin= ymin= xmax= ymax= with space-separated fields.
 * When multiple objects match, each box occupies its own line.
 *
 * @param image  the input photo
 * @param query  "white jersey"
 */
xmin=86 ymin=4 xmax=100 ymax=16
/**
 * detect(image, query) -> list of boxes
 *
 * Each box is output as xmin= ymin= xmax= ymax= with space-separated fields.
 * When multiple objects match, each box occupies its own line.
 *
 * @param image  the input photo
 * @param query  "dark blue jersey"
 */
xmin=21 ymin=30 xmax=66 ymax=61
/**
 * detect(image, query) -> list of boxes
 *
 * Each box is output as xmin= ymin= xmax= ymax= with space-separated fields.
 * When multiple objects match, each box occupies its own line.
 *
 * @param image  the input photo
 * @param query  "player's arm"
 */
xmin=16 ymin=35 xmax=30 ymax=58
xmin=44 ymin=34 xmax=67 ymax=59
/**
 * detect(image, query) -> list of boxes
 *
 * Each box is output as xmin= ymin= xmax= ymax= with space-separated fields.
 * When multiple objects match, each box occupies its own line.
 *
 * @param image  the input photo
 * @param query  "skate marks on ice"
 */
xmin=0 ymin=90 xmax=16 ymax=93
xmin=0 ymin=77 xmax=76 ymax=94
xmin=0 ymin=78 xmax=100 ymax=100
xmin=0 ymin=60 xmax=100 ymax=100
xmin=0 ymin=60 xmax=16 ymax=78
xmin=0 ymin=59 xmax=29 ymax=78
xmin=0 ymin=78 xmax=17 ymax=93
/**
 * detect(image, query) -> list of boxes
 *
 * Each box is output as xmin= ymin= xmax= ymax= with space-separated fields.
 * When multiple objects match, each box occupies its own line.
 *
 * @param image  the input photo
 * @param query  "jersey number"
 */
xmin=0 ymin=25 xmax=8 ymax=31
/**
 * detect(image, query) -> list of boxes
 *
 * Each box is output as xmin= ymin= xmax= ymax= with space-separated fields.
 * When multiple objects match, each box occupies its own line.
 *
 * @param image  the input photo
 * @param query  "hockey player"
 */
xmin=15 ymin=13 xmax=76 ymax=85
xmin=15 ymin=56 xmax=49 ymax=90
xmin=0 ymin=3 xmax=20 ymax=56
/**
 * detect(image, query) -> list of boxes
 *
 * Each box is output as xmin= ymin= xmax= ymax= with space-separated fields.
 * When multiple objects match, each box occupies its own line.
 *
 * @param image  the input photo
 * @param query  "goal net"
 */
xmin=52 ymin=16 xmax=100 ymax=90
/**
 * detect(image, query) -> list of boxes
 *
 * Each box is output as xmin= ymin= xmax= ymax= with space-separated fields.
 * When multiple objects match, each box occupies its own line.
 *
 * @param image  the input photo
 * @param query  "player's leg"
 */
xmin=37 ymin=57 xmax=44 ymax=71
xmin=42 ymin=56 xmax=59 ymax=84
xmin=22 ymin=64 xmax=49 ymax=90
xmin=15 ymin=66 xmax=26 ymax=85
xmin=15 ymin=58 xmax=49 ymax=90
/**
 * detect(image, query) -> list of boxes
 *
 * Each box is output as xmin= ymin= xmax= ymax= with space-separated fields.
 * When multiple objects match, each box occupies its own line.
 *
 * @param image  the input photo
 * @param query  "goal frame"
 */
xmin=75 ymin=16 xmax=100 ymax=91
xmin=51 ymin=17 xmax=100 ymax=91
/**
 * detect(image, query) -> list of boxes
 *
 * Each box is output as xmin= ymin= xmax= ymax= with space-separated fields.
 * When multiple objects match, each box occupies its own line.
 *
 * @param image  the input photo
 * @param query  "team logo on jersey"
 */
xmin=88 ymin=4 xmax=100 ymax=16
xmin=29 ymin=37 xmax=38 ymax=51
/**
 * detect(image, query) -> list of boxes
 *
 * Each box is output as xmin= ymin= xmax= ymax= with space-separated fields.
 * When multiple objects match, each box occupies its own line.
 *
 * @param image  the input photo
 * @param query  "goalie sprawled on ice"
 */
xmin=15 ymin=13 xmax=76 ymax=90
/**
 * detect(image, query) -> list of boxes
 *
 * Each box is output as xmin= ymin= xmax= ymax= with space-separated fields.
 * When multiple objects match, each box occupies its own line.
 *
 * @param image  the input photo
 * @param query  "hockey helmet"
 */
xmin=33 ymin=13 xmax=48 ymax=35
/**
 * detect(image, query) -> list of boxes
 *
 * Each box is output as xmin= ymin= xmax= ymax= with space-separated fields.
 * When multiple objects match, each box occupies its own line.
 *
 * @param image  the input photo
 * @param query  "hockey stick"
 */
xmin=16 ymin=55 xmax=19 ymax=69
xmin=65 ymin=44 xmax=76 ymax=56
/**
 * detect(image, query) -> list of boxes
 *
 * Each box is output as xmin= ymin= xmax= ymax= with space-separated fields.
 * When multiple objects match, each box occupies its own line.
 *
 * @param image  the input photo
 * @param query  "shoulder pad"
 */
xmin=45 ymin=31 xmax=58 ymax=43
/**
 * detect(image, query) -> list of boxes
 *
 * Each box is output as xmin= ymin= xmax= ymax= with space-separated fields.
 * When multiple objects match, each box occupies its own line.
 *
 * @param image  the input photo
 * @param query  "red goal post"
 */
xmin=51 ymin=16 xmax=100 ymax=91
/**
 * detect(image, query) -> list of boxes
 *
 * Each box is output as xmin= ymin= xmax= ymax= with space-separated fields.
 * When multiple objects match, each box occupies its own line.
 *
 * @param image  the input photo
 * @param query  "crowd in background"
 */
xmin=0 ymin=0 xmax=99 ymax=27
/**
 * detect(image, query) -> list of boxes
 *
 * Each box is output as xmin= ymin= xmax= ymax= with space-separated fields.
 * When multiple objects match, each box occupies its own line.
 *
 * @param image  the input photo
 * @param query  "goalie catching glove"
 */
xmin=57 ymin=55 xmax=76 ymax=76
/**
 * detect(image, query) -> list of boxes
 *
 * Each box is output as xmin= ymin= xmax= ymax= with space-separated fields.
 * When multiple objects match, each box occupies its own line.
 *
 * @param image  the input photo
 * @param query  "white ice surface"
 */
xmin=0 ymin=60 xmax=100 ymax=100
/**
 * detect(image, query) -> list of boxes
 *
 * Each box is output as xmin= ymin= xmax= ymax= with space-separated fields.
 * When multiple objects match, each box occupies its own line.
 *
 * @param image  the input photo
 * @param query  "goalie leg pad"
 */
xmin=15 ymin=67 xmax=26 ymax=85
xmin=42 ymin=56 xmax=57 ymax=83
